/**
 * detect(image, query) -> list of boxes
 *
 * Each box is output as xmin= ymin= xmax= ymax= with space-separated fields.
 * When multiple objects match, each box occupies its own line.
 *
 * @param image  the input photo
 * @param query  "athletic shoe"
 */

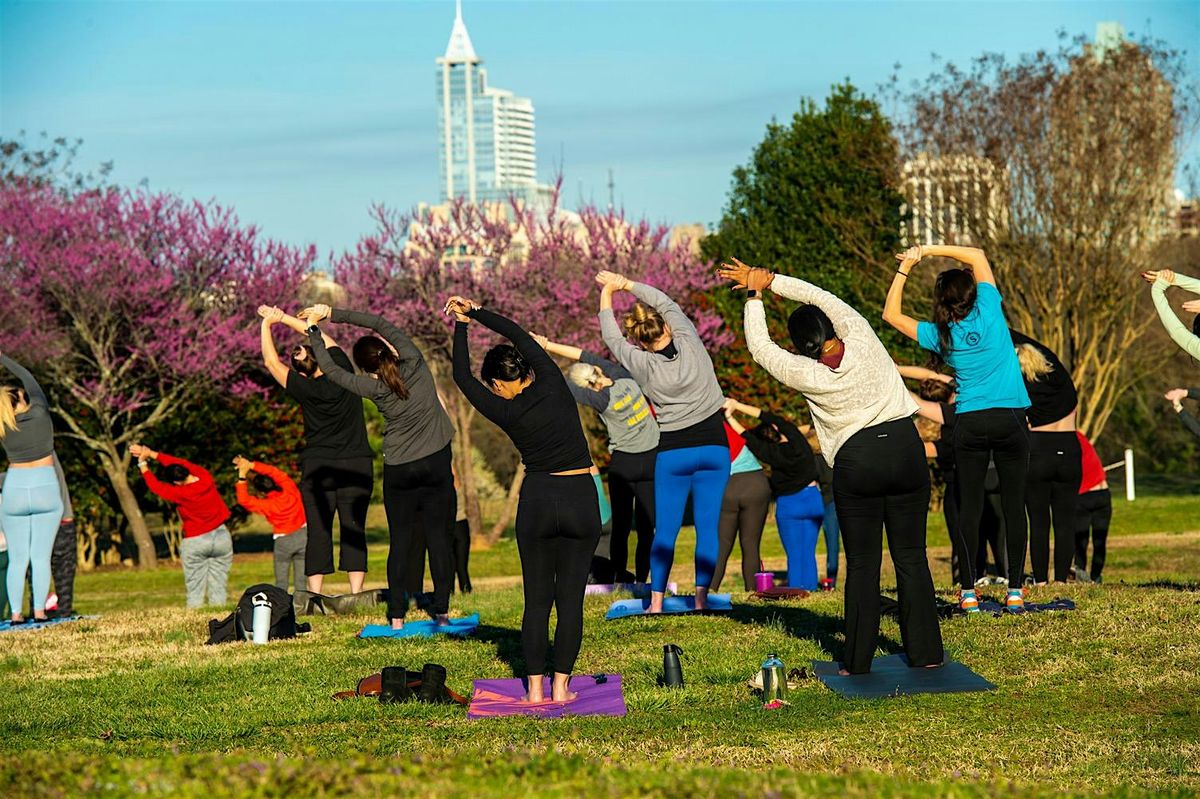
xmin=1005 ymin=589 xmax=1025 ymax=613
xmin=959 ymin=591 xmax=980 ymax=614
xmin=819 ymin=578 xmax=836 ymax=592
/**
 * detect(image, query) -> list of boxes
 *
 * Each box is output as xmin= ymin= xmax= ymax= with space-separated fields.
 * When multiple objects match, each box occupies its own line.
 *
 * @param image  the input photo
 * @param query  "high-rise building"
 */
xmin=900 ymin=154 xmax=1007 ymax=247
xmin=435 ymin=1 xmax=549 ymax=205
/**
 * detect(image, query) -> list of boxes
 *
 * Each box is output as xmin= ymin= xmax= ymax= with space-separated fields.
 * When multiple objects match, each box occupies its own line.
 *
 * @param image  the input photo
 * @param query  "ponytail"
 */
xmin=0 ymin=386 xmax=17 ymax=439
xmin=352 ymin=335 xmax=409 ymax=400
xmin=1016 ymin=343 xmax=1054 ymax=382
xmin=622 ymin=303 xmax=667 ymax=347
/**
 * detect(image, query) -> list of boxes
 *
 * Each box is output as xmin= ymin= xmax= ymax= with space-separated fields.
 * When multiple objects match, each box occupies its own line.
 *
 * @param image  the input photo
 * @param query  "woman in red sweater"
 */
xmin=131 ymin=444 xmax=232 ymax=608
xmin=233 ymin=456 xmax=307 ymax=593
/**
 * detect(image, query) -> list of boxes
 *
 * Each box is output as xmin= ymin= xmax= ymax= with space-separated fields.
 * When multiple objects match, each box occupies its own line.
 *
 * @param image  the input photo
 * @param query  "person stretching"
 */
xmin=724 ymin=400 xmax=824 ymax=591
xmin=259 ymin=306 xmax=372 ymax=596
xmin=596 ymin=271 xmax=729 ymax=613
xmin=0 ymin=355 xmax=64 ymax=623
xmin=1073 ymin=432 xmax=1111 ymax=583
xmin=234 ymin=456 xmax=308 ymax=593
xmin=1013 ymin=330 xmax=1080 ymax=584
xmin=131 ymin=445 xmax=232 ymax=609
xmin=299 ymin=304 xmax=457 ymax=630
xmin=532 ymin=335 xmax=659 ymax=585
xmin=1143 ymin=269 xmax=1200 ymax=358
xmin=883 ymin=245 xmax=1031 ymax=612
xmin=719 ymin=259 xmax=943 ymax=676
xmin=447 ymin=296 xmax=600 ymax=704
xmin=709 ymin=414 xmax=771 ymax=592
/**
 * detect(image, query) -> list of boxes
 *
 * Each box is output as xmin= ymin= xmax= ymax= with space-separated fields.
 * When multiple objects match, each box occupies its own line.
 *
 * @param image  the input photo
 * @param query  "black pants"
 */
xmin=833 ymin=419 xmax=944 ymax=675
xmin=300 ymin=455 xmax=373 ymax=576
xmin=1074 ymin=489 xmax=1112 ymax=581
xmin=382 ymin=446 xmax=455 ymax=620
xmin=711 ymin=470 xmax=771 ymax=591
xmin=52 ymin=519 xmax=77 ymax=613
xmin=516 ymin=472 xmax=602 ymax=676
xmin=1026 ymin=431 xmax=1083 ymax=582
xmin=607 ymin=449 xmax=656 ymax=582
xmin=946 ymin=476 xmax=1009 ymax=584
xmin=952 ymin=408 xmax=1030 ymax=588
xmin=404 ymin=494 xmax=473 ymax=595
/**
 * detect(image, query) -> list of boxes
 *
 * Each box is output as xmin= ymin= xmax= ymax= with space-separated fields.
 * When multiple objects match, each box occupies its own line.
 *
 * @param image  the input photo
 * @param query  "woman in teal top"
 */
xmin=883 ymin=244 xmax=1031 ymax=612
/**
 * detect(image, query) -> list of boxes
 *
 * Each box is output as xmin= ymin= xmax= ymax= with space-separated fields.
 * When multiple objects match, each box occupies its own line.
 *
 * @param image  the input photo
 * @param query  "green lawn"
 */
xmin=1 ymin=494 xmax=1198 ymax=798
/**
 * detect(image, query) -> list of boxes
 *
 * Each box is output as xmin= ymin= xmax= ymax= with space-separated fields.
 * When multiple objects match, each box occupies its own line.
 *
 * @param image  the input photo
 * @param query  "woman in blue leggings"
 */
xmin=725 ymin=399 xmax=824 ymax=590
xmin=1 ymin=354 xmax=64 ymax=624
xmin=598 ymin=271 xmax=729 ymax=612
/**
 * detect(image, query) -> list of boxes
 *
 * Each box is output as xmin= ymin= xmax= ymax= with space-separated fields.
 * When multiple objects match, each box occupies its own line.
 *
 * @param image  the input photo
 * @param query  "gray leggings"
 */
xmin=711 ymin=471 xmax=772 ymax=591
xmin=180 ymin=526 xmax=233 ymax=608
xmin=273 ymin=527 xmax=307 ymax=592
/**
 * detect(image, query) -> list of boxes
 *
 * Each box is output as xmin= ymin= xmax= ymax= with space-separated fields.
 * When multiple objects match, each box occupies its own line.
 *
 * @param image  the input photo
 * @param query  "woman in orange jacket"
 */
xmin=234 ymin=456 xmax=308 ymax=593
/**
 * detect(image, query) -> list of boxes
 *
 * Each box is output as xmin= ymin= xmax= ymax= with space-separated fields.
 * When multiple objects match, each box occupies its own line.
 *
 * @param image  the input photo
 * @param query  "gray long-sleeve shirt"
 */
xmin=309 ymin=309 xmax=455 ymax=466
xmin=567 ymin=351 xmax=659 ymax=454
xmin=599 ymin=282 xmax=725 ymax=433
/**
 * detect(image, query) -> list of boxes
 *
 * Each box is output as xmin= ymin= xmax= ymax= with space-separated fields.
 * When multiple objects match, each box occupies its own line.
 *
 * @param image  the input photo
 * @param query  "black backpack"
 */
xmin=205 ymin=583 xmax=311 ymax=645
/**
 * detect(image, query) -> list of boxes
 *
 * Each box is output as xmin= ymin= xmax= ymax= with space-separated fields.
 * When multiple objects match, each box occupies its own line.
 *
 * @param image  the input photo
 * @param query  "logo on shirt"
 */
xmin=965 ymin=331 xmax=982 ymax=346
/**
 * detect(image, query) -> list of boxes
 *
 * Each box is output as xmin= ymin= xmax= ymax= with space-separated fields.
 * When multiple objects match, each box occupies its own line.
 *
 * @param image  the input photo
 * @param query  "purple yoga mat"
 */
xmin=467 ymin=674 xmax=627 ymax=719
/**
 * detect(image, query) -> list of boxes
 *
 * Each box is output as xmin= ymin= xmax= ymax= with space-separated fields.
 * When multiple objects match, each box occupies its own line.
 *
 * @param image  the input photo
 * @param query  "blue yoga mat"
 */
xmin=0 ymin=615 xmax=92 ymax=633
xmin=605 ymin=594 xmax=732 ymax=620
xmin=358 ymin=613 xmax=480 ymax=639
xmin=812 ymin=654 xmax=995 ymax=699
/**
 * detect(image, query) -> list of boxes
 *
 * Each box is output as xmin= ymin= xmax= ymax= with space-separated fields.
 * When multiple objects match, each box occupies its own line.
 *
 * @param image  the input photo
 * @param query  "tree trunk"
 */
xmin=97 ymin=447 xmax=157 ymax=569
xmin=486 ymin=466 xmax=525 ymax=545
xmin=448 ymin=397 xmax=485 ymax=548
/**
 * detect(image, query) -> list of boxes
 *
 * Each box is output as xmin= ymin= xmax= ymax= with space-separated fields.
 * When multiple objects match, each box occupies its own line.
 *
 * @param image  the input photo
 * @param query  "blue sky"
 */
xmin=2 ymin=0 xmax=1198 ymax=257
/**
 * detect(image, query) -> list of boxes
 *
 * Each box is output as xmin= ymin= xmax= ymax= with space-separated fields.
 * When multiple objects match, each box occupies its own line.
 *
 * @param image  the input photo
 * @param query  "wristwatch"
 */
xmin=746 ymin=289 xmax=760 ymax=299
xmin=305 ymin=324 xmax=320 ymax=336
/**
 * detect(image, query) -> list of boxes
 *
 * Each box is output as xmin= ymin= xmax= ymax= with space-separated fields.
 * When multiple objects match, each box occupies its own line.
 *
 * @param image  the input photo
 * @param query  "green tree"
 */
xmin=701 ymin=82 xmax=912 ymax=416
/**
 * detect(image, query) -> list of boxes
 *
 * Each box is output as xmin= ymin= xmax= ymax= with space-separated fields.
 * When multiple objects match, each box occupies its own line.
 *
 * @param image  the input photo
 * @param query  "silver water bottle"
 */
xmin=761 ymin=652 xmax=787 ymax=702
xmin=251 ymin=592 xmax=272 ymax=645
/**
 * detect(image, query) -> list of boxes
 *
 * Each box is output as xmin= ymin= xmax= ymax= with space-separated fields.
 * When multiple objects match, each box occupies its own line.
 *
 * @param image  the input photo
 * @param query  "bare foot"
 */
xmin=550 ymin=673 xmax=577 ymax=702
xmin=694 ymin=586 xmax=709 ymax=611
xmin=390 ymin=618 xmax=405 ymax=631
xmin=648 ymin=590 xmax=665 ymax=614
xmin=435 ymin=614 xmax=450 ymax=627
xmin=522 ymin=676 xmax=546 ymax=704
xmin=837 ymin=668 xmax=851 ymax=676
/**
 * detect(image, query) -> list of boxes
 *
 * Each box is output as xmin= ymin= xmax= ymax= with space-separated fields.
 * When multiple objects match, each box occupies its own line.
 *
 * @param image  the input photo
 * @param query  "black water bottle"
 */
xmin=663 ymin=644 xmax=684 ymax=688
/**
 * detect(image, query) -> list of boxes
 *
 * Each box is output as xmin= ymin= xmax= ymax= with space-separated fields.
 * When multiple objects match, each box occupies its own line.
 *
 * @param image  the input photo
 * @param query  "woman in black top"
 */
xmin=446 ymin=296 xmax=600 ymax=704
xmin=1012 ymin=330 xmax=1080 ymax=584
xmin=258 ymin=306 xmax=373 ymax=596
xmin=724 ymin=399 xmax=824 ymax=590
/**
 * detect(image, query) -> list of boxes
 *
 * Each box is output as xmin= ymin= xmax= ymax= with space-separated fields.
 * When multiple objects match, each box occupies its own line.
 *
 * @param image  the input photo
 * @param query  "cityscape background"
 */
xmin=2 ymin=0 xmax=1198 ymax=254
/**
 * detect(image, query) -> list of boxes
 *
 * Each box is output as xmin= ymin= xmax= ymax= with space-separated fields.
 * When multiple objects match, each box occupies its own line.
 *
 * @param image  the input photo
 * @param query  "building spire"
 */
xmin=443 ymin=0 xmax=479 ymax=63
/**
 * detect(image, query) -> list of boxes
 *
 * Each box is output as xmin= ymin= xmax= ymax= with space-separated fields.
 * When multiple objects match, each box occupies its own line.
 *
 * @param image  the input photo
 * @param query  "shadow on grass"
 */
xmin=728 ymin=602 xmax=903 ymax=664
xmin=472 ymin=624 xmax=525 ymax=677
xmin=1125 ymin=580 xmax=1200 ymax=592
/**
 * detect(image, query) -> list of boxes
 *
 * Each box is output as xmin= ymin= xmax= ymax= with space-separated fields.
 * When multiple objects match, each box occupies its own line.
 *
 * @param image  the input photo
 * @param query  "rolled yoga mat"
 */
xmin=467 ymin=674 xmax=627 ymax=719
xmin=358 ymin=613 xmax=480 ymax=639
xmin=812 ymin=653 xmax=995 ymax=699
xmin=605 ymin=594 xmax=732 ymax=620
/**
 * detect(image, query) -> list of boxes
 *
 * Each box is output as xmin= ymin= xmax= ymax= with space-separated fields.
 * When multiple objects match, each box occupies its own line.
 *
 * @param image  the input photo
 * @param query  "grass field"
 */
xmin=1 ymin=494 xmax=1198 ymax=798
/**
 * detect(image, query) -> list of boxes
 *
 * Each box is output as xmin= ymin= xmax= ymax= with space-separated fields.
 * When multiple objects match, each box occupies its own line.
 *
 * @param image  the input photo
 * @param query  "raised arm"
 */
xmin=760 ymin=410 xmax=804 ymax=443
xmin=717 ymin=257 xmax=872 ymax=341
xmin=898 ymin=365 xmax=952 ymax=383
xmin=579 ymin=349 xmax=633 ymax=381
xmin=156 ymin=452 xmax=214 ymax=487
xmin=882 ymin=247 xmax=923 ymax=342
xmin=307 ymin=330 xmax=380 ymax=399
xmin=919 ymin=244 xmax=995 ymax=286
xmin=532 ymin=335 xmax=584 ymax=363
xmin=251 ymin=461 xmax=298 ymax=493
xmin=743 ymin=297 xmax=823 ymax=391
xmin=467 ymin=307 xmax=559 ymax=377
xmin=259 ymin=315 xmax=290 ymax=388
xmin=0 ymin=355 xmax=47 ymax=407
xmin=909 ymin=392 xmax=946 ymax=425
xmin=626 ymin=281 xmax=699 ymax=342
xmin=1147 ymin=271 xmax=1200 ymax=360
xmin=451 ymin=319 xmax=513 ymax=426
xmin=329 ymin=308 xmax=422 ymax=363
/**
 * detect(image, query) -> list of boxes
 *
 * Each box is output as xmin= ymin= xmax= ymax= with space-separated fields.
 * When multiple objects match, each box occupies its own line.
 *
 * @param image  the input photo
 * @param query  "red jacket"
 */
xmin=143 ymin=453 xmax=231 ymax=538
xmin=1077 ymin=432 xmax=1106 ymax=494
xmin=236 ymin=461 xmax=306 ymax=535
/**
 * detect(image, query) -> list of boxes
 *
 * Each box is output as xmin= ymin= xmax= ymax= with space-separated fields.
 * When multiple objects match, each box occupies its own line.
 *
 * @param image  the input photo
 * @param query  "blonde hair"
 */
xmin=0 ymin=386 xmax=18 ymax=440
xmin=622 ymin=303 xmax=667 ymax=347
xmin=1016 ymin=343 xmax=1054 ymax=382
xmin=566 ymin=362 xmax=604 ymax=389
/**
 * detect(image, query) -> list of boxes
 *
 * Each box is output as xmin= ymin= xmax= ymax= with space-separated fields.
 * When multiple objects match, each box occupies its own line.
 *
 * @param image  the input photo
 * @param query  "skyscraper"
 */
xmin=436 ymin=1 xmax=547 ymax=204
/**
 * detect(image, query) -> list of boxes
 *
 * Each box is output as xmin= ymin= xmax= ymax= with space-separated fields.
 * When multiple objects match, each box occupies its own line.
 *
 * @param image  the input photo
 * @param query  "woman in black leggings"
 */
xmin=1013 ymin=330 xmax=1080 ymax=584
xmin=884 ymin=245 xmax=1031 ymax=613
xmin=300 ymin=304 xmax=457 ymax=630
xmin=447 ymin=296 xmax=600 ymax=704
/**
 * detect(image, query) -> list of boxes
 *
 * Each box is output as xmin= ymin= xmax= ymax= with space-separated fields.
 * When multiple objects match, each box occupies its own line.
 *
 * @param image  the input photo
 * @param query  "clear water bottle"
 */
xmin=761 ymin=652 xmax=787 ymax=702
xmin=251 ymin=592 xmax=272 ymax=645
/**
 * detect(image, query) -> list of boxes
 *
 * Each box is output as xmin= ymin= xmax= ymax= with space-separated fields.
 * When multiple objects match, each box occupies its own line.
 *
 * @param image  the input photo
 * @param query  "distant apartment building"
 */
xmin=436 ymin=1 xmax=552 ymax=206
xmin=899 ymin=153 xmax=1008 ymax=247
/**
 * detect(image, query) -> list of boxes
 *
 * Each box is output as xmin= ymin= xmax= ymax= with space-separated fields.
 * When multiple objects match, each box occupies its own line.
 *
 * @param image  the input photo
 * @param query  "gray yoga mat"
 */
xmin=812 ymin=653 xmax=995 ymax=699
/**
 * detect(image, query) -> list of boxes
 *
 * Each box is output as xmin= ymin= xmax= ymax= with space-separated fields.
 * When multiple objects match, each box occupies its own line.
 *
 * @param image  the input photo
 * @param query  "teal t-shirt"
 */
xmin=916 ymin=283 xmax=1030 ymax=414
xmin=592 ymin=472 xmax=612 ymax=527
xmin=730 ymin=445 xmax=763 ymax=475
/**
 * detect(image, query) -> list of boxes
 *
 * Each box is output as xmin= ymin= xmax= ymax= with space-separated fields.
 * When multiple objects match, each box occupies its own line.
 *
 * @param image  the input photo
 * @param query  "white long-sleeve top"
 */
xmin=743 ymin=275 xmax=918 ymax=465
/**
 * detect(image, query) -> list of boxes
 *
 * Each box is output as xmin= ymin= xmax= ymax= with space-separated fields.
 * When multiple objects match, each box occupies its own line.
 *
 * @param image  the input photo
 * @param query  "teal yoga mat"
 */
xmin=812 ymin=654 xmax=995 ymax=699
xmin=358 ymin=613 xmax=480 ymax=639
xmin=605 ymin=594 xmax=732 ymax=620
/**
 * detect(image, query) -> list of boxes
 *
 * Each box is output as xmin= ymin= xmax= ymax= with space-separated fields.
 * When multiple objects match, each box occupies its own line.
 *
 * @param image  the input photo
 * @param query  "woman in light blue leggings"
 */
xmin=1 ymin=355 xmax=64 ymax=623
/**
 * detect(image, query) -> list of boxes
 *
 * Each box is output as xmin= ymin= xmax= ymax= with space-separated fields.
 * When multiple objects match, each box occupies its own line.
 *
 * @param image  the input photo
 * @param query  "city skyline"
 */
xmin=1 ymin=0 xmax=1198 ymax=256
